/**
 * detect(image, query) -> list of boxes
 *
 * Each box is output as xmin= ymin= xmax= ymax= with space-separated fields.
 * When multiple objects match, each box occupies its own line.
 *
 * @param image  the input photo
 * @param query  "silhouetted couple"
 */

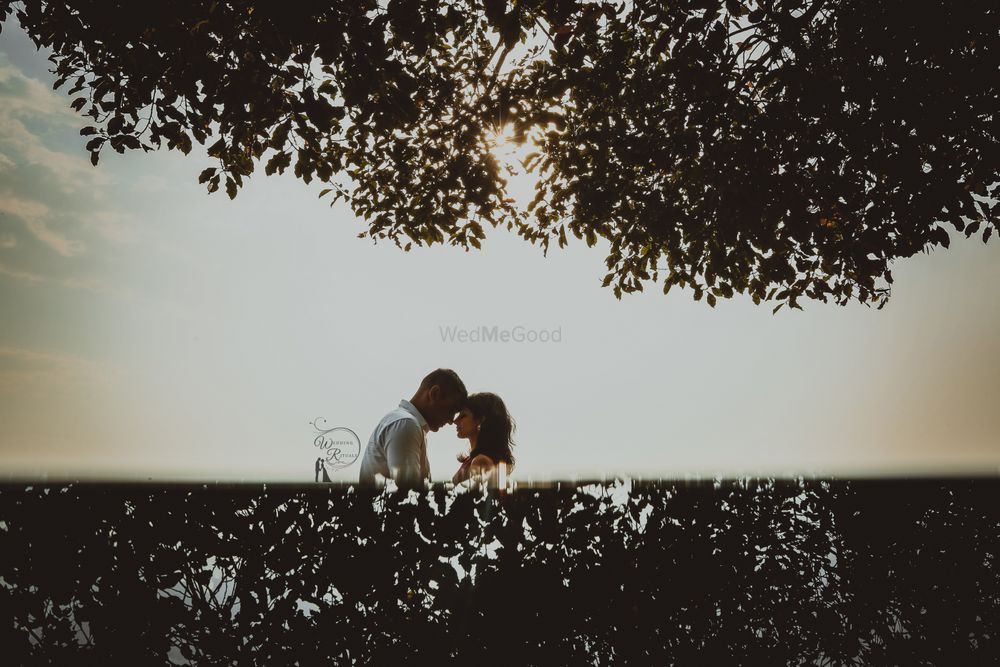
xmin=358 ymin=369 xmax=515 ymax=490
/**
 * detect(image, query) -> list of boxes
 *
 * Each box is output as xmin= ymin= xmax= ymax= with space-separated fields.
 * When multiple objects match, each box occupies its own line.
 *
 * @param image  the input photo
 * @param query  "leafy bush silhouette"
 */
xmin=1 ymin=478 xmax=998 ymax=665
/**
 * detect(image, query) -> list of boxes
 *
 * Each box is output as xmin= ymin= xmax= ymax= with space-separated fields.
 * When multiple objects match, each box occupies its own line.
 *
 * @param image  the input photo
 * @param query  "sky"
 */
xmin=1 ymin=21 xmax=998 ymax=484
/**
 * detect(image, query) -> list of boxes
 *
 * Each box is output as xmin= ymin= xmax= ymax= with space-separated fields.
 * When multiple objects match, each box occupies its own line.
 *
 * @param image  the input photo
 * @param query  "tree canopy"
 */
xmin=3 ymin=0 xmax=997 ymax=310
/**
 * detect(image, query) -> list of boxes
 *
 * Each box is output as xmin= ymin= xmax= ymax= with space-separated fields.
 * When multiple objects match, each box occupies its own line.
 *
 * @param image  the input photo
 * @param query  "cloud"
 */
xmin=0 ymin=113 xmax=107 ymax=192
xmin=0 ymin=257 xmax=134 ymax=300
xmin=81 ymin=209 xmax=139 ymax=245
xmin=0 ymin=58 xmax=107 ymax=193
xmin=0 ymin=57 xmax=85 ymax=133
xmin=0 ymin=195 xmax=86 ymax=256
xmin=0 ymin=258 xmax=44 ymax=284
xmin=0 ymin=54 xmax=98 ymax=258
xmin=0 ymin=58 xmax=80 ymax=120
xmin=59 ymin=274 xmax=132 ymax=299
xmin=0 ymin=344 xmax=99 ymax=367
xmin=0 ymin=344 xmax=117 ymax=395
xmin=0 ymin=195 xmax=48 ymax=223
xmin=0 ymin=53 xmax=145 ymax=267
xmin=24 ymin=218 xmax=86 ymax=256
xmin=132 ymin=173 xmax=169 ymax=194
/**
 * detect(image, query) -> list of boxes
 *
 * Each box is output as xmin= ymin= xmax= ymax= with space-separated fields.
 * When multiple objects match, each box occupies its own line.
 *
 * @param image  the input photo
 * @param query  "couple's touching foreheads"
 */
xmin=358 ymin=369 xmax=516 ymax=491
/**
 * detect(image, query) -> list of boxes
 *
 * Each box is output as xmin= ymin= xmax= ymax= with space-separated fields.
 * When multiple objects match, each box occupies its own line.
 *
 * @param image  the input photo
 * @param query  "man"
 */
xmin=358 ymin=368 xmax=468 ymax=490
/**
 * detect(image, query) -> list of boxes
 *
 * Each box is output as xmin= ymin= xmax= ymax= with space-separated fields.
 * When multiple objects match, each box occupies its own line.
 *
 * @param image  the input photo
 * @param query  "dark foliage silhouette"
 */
xmin=1 ymin=0 xmax=997 ymax=311
xmin=1 ymin=478 xmax=998 ymax=664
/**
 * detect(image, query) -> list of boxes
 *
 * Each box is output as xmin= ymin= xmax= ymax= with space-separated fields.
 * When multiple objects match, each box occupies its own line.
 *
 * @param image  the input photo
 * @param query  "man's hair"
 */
xmin=419 ymin=368 xmax=467 ymax=401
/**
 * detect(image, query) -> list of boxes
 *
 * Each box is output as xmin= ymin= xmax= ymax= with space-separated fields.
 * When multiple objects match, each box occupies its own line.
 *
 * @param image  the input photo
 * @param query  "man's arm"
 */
xmin=383 ymin=418 xmax=425 ymax=489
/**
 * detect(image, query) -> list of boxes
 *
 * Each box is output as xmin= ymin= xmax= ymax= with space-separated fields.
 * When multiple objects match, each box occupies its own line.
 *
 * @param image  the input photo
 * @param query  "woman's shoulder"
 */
xmin=470 ymin=453 xmax=495 ymax=467
xmin=471 ymin=454 xmax=512 ymax=473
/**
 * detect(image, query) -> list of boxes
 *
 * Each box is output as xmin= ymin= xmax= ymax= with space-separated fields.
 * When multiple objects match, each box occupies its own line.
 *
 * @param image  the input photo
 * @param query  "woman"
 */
xmin=452 ymin=392 xmax=516 ymax=487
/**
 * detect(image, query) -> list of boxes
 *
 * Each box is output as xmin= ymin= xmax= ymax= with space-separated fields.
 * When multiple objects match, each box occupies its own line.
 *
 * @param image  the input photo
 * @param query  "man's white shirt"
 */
xmin=358 ymin=399 xmax=431 ymax=488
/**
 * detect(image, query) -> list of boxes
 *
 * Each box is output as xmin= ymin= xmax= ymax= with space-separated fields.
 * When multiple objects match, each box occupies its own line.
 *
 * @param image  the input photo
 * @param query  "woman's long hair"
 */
xmin=459 ymin=392 xmax=516 ymax=472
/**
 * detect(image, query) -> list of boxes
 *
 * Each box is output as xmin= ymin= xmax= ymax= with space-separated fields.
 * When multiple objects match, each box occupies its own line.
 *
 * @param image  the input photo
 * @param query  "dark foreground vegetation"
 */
xmin=1 ymin=477 xmax=998 ymax=665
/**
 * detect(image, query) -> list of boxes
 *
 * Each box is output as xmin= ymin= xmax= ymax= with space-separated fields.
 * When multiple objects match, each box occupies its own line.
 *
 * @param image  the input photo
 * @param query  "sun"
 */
xmin=486 ymin=122 xmax=519 ymax=147
xmin=485 ymin=124 xmax=542 ymax=209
